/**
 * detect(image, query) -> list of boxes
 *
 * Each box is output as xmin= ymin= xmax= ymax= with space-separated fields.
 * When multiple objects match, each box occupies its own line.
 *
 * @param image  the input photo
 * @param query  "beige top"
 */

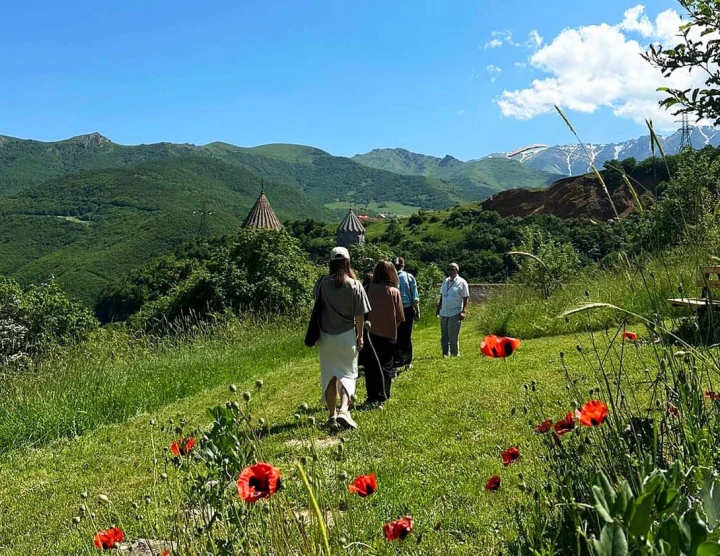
xmin=366 ymin=283 xmax=405 ymax=340
xmin=314 ymin=275 xmax=371 ymax=335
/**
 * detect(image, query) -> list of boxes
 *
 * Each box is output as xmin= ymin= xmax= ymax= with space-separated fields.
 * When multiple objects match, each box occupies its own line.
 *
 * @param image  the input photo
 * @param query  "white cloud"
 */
xmin=486 ymin=64 xmax=502 ymax=83
xmin=497 ymin=5 xmax=705 ymax=132
xmin=483 ymin=29 xmax=544 ymax=50
xmin=457 ymin=109 xmax=467 ymax=116
xmin=528 ymin=30 xmax=543 ymax=48
xmin=514 ymin=62 xmax=527 ymax=68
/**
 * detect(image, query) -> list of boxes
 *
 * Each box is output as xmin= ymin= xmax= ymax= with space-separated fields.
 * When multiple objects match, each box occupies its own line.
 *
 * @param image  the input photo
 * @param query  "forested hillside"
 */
xmin=352 ymin=148 xmax=557 ymax=197
xmin=0 ymin=157 xmax=319 ymax=304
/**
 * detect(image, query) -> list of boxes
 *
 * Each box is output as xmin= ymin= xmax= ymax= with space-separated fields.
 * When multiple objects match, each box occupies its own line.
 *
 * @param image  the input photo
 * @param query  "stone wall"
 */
xmin=436 ymin=283 xmax=513 ymax=303
xmin=467 ymin=284 xmax=512 ymax=303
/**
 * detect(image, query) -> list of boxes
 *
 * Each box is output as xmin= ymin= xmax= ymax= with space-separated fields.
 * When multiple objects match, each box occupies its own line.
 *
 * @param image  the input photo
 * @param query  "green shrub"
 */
xmin=130 ymin=230 xmax=319 ymax=332
xmin=513 ymin=225 xmax=581 ymax=299
xmin=0 ymin=277 xmax=97 ymax=367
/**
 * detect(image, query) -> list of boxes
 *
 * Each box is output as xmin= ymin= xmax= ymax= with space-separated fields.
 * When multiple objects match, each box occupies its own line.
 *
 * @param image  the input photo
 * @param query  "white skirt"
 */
xmin=318 ymin=328 xmax=358 ymax=399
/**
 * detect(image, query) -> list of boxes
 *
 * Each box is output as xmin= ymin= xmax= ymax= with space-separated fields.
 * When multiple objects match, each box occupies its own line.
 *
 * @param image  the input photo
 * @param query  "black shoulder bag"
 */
xmin=304 ymin=280 xmax=324 ymax=347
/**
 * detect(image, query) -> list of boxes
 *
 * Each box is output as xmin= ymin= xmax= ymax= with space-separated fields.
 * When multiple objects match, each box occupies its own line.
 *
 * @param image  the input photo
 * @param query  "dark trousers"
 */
xmin=364 ymin=333 xmax=396 ymax=403
xmin=394 ymin=305 xmax=415 ymax=368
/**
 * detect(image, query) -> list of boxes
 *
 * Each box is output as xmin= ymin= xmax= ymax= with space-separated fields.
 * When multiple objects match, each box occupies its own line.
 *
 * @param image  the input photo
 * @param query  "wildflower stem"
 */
xmin=296 ymin=461 xmax=331 ymax=556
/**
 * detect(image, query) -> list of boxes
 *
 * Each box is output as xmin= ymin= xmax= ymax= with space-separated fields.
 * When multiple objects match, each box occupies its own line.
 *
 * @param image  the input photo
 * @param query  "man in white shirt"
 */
xmin=436 ymin=262 xmax=469 ymax=357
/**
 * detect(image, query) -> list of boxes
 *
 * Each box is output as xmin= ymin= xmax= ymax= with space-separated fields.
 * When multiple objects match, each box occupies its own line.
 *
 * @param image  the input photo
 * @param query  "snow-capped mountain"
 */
xmin=487 ymin=126 xmax=720 ymax=176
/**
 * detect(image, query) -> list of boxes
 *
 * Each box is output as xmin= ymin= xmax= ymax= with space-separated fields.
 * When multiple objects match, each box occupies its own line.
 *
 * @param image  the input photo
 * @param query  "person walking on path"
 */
xmin=364 ymin=261 xmax=405 ymax=409
xmin=436 ymin=262 xmax=469 ymax=357
xmin=392 ymin=257 xmax=420 ymax=371
xmin=315 ymin=247 xmax=371 ymax=430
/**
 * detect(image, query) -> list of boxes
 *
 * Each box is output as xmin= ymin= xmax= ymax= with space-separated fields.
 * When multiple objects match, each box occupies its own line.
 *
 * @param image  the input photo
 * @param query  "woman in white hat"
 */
xmin=314 ymin=247 xmax=371 ymax=429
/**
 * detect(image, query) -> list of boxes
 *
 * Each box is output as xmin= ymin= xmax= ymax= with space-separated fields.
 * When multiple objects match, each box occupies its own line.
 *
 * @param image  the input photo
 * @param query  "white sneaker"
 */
xmin=336 ymin=410 xmax=357 ymax=430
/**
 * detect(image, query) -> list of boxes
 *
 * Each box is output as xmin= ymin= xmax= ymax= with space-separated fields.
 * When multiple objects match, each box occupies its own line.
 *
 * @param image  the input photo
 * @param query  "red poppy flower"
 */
xmin=480 ymin=335 xmax=521 ymax=358
xmin=554 ymin=412 xmax=576 ymax=435
xmin=383 ymin=515 xmax=414 ymax=541
xmin=93 ymin=527 xmax=125 ymax=550
xmin=161 ymin=551 xmax=171 ymax=556
xmin=534 ymin=419 xmax=552 ymax=433
xmin=502 ymin=446 xmax=521 ymax=467
xmin=237 ymin=463 xmax=281 ymax=503
xmin=170 ymin=437 xmax=196 ymax=457
xmin=668 ymin=404 xmax=679 ymax=417
xmin=622 ymin=331 xmax=638 ymax=341
xmin=348 ymin=473 xmax=377 ymax=497
xmin=705 ymin=391 xmax=720 ymax=401
xmin=485 ymin=475 xmax=501 ymax=491
xmin=576 ymin=400 xmax=608 ymax=427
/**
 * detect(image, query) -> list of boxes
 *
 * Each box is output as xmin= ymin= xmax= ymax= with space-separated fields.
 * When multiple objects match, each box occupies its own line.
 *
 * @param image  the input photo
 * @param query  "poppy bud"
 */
xmin=339 ymin=536 xmax=348 ymax=545
xmin=256 ymin=379 xmax=264 ymax=390
xmin=576 ymin=345 xmax=582 ymax=353
xmin=258 ymin=418 xmax=266 ymax=426
xmin=149 ymin=419 xmax=156 ymax=426
xmin=584 ymin=290 xmax=590 ymax=297
xmin=229 ymin=384 xmax=237 ymax=393
xmin=144 ymin=496 xmax=152 ymax=504
xmin=90 ymin=513 xmax=96 ymax=520
xmin=300 ymin=403 xmax=309 ymax=412
xmin=225 ymin=401 xmax=233 ymax=409
xmin=231 ymin=401 xmax=240 ymax=410
xmin=136 ymin=514 xmax=143 ymax=521
xmin=80 ymin=491 xmax=88 ymax=500
xmin=293 ymin=413 xmax=301 ymax=421
xmin=338 ymin=471 xmax=348 ymax=481
xmin=308 ymin=416 xmax=316 ymax=426
xmin=242 ymin=392 xmax=252 ymax=402
xmin=80 ymin=504 xmax=87 ymax=513
xmin=161 ymin=473 xmax=168 ymax=480
xmin=72 ymin=516 xmax=81 ymax=524
xmin=98 ymin=494 xmax=109 ymax=504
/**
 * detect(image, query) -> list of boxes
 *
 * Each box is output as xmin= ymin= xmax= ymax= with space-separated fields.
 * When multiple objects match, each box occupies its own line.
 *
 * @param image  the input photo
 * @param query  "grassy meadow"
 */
xmin=0 ymin=308 xmax=640 ymax=554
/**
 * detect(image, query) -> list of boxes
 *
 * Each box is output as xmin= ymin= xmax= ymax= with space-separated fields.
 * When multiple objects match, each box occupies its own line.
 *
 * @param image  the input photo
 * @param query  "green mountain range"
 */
xmin=352 ymin=148 xmax=558 ymax=197
xmin=0 ymin=133 xmax=557 ymax=305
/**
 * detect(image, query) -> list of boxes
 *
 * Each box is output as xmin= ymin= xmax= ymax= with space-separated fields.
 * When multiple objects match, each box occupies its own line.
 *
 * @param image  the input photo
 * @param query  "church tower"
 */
xmin=242 ymin=183 xmax=282 ymax=231
xmin=336 ymin=208 xmax=365 ymax=247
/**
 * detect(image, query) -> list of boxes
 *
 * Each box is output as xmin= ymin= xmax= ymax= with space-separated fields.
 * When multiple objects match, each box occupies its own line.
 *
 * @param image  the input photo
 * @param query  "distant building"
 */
xmin=242 ymin=188 xmax=282 ymax=231
xmin=336 ymin=208 xmax=365 ymax=247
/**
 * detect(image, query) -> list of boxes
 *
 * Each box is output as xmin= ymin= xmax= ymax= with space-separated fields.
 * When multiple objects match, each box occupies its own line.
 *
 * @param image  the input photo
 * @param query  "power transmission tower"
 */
xmin=679 ymin=113 xmax=692 ymax=150
xmin=193 ymin=200 xmax=213 ymax=237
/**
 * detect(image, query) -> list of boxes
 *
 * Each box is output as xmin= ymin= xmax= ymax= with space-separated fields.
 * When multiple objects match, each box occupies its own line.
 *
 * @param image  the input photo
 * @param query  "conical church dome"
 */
xmin=336 ymin=209 xmax=365 ymax=247
xmin=242 ymin=192 xmax=282 ymax=231
xmin=337 ymin=209 xmax=365 ymax=234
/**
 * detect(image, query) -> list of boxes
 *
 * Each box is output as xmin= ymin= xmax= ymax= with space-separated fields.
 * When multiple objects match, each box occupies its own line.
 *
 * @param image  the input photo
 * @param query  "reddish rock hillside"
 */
xmin=481 ymin=174 xmax=641 ymax=220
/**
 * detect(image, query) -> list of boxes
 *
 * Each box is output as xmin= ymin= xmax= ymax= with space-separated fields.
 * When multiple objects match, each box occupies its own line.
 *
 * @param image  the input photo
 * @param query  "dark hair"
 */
xmin=329 ymin=258 xmax=357 ymax=288
xmin=363 ymin=272 xmax=374 ymax=287
xmin=393 ymin=256 xmax=404 ymax=269
xmin=372 ymin=260 xmax=399 ymax=287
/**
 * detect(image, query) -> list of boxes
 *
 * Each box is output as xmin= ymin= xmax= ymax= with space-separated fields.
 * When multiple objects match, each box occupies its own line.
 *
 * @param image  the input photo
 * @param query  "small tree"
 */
xmin=644 ymin=1 xmax=720 ymax=124
xmin=514 ymin=226 xmax=581 ymax=299
xmin=349 ymin=243 xmax=393 ymax=276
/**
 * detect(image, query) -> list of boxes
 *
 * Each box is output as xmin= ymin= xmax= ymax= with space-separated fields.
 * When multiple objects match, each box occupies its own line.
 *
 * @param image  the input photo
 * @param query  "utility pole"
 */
xmin=193 ymin=200 xmax=213 ymax=237
xmin=679 ymin=113 xmax=692 ymax=150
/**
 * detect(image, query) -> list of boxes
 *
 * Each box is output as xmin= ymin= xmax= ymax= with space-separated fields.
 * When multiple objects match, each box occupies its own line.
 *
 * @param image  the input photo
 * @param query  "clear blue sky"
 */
xmin=1 ymin=0 xmax=682 ymax=160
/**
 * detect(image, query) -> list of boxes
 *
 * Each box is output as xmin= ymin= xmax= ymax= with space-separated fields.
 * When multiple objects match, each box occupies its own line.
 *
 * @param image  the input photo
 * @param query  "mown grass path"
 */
xmin=0 ymin=318 xmax=630 ymax=554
